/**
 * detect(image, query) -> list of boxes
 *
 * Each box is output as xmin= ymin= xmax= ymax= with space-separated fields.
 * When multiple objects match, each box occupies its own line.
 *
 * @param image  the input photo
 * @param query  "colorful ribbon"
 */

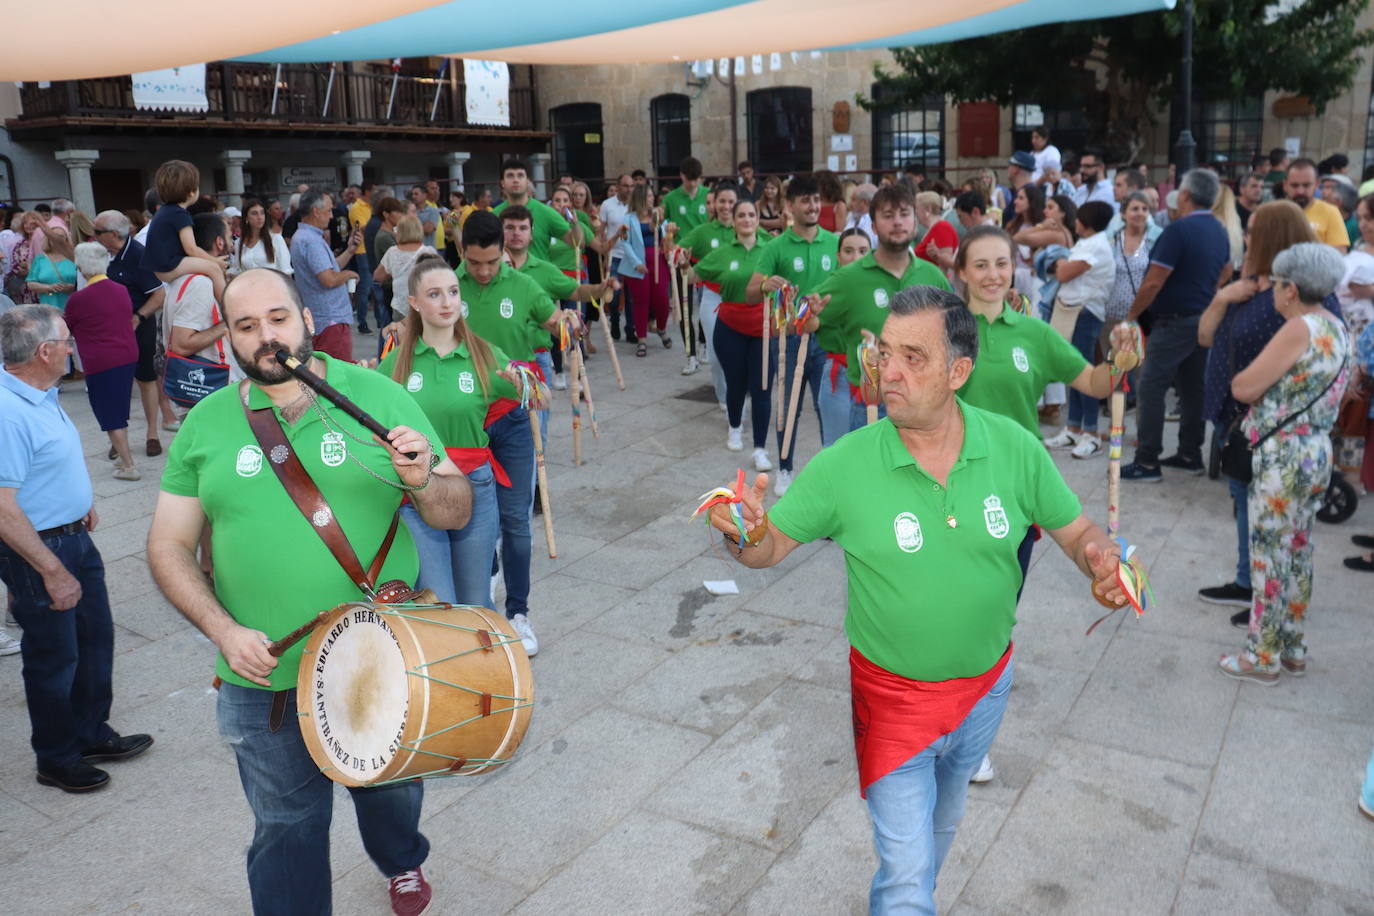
xmin=691 ymin=468 xmax=749 ymax=542
xmin=856 ymin=336 xmax=881 ymax=402
xmin=510 ymin=362 xmax=544 ymax=411
xmin=1085 ymin=536 xmax=1155 ymax=635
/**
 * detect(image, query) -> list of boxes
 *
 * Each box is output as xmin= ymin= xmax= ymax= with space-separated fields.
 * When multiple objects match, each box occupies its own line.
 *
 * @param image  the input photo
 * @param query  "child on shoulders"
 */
xmin=141 ymin=159 xmax=227 ymax=301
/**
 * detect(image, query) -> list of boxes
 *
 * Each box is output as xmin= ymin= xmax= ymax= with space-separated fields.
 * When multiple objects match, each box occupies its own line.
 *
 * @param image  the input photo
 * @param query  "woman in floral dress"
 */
xmin=1220 ymin=243 xmax=1351 ymax=685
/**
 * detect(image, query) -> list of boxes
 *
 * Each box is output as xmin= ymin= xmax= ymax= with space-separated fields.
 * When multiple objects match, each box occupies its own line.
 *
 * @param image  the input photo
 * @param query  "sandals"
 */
xmin=636 ymin=343 xmax=647 ymax=358
xmin=658 ymin=329 xmax=673 ymax=349
xmin=1344 ymin=554 xmax=1374 ymax=572
xmin=1217 ymin=654 xmax=1279 ymax=686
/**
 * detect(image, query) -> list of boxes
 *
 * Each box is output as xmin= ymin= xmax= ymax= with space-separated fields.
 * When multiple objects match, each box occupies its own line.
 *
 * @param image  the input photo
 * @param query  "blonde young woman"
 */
xmin=377 ymin=254 xmax=547 ymax=608
xmin=1212 ymin=183 xmax=1245 ymax=278
xmin=373 ymin=215 xmax=438 ymax=320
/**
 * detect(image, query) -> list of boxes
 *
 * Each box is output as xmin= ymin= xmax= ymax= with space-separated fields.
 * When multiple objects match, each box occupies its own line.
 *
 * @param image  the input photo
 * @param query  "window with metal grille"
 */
xmin=651 ymin=94 xmax=692 ymax=179
xmin=551 ymin=103 xmax=605 ymax=184
xmin=746 ymin=87 xmax=812 ymax=175
xmin=1179 ymin=97 xmax=1264 ymax=180
xmin=871 ymin=85 xmax=945 ymax=174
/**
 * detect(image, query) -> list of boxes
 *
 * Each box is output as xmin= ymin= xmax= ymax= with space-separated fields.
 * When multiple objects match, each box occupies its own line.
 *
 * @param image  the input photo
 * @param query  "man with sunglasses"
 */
xmin=0 ymin=305 xmax=152 ymax=794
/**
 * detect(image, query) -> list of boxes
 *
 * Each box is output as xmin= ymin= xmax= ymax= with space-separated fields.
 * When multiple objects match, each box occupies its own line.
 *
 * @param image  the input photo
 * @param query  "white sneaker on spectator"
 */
xmin=1071 ymin=435 xmax=1103 ymax=459
xmin=511 ymin=613 xmax=539 ymax=657
xmin=969 ymin=754 xmax=995 ymax=783
xmin=1043 ymin=430 xmax=1076 ymax=449
xmin=752 ymin=448 xmax=773 ymax=472
xmin=773 ymin=469 xmax=794 ymax=496
xmin=727 ymin=427 xmax=743 ymax=451
xmin=681 ymin=356 xmax=700 ymax=376
xmin=552 ymin=372 xmax=568 ymax=391
xmin=0 ymin=629 xmax=20 ymax=656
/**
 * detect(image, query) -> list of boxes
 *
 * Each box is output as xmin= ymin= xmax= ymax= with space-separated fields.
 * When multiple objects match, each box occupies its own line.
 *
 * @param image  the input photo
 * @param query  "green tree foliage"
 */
xmin=868 ymin=0 xmax=1374 ymax=161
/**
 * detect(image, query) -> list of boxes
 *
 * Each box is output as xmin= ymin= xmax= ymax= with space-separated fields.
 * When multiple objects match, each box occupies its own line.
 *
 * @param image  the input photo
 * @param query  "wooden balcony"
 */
xmin=8 ymin=61 xmax=546 ymax=140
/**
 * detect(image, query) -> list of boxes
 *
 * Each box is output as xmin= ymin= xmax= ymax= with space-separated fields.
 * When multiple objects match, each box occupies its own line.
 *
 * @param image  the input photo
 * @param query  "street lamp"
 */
xmin=1174 ymin=0 xmax=1197 ymax=173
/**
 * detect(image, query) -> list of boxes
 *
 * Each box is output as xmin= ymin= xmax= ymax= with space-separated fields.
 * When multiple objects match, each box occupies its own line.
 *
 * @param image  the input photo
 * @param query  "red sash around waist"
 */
xmin=850 ymin=644 xmax=1012 ymax=798
xmin=444 ymin=446 xmax=511 ymax=488
xmin=717 ymin=300 xmax=769 ymax=337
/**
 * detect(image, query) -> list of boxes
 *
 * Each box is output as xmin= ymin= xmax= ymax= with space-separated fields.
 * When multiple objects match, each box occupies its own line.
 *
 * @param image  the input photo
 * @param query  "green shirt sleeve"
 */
xmin=486 ymin=345 xmax=521 ymax=402
xmin=693 ymin=245 xmax=731 ymax=285
xmin=1039 ymin=320 xmax=1090 ymax=384
xmin=1026 ymin=430 xmax=1083 ymax=530
xmin=755 ymin=236 xmax=782 ymax=278
xmin=768 ymin=447 xmax=839 ymax=544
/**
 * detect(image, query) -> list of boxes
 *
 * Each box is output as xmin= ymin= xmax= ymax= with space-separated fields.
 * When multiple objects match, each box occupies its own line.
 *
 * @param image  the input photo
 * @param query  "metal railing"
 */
xmin=14 ymin=62 xmax=538 ymax=132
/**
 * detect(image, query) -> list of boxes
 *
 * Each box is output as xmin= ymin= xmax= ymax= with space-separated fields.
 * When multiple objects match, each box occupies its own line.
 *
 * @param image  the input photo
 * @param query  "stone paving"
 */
xmin=2 ymin=328 xmax=1373 ymax=915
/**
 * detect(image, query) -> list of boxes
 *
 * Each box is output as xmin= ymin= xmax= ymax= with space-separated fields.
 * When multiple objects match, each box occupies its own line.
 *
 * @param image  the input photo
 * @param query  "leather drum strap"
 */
xmin=242 ymin=390 xmax=399 ymax=597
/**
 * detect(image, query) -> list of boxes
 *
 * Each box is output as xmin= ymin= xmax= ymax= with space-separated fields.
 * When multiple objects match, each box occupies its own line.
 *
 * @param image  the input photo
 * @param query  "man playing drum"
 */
xmin=702 ymin=286 xmax=1127 ymax=915
xmin=147 ymin=267 xmax=472 ymax=916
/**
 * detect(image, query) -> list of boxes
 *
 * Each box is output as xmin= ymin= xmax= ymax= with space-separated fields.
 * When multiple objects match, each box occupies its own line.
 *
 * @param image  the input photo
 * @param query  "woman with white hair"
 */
xmin=1219 ymin=242 xmax=1351 ymax=684
xmin=62 ymin=241 xmax=141 ymax=480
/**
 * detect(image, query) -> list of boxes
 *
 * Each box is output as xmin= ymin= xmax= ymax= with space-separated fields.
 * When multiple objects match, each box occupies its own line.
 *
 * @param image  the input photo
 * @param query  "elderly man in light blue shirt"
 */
xmin=0 ymin=304 xmax=152 ymax=793
xmin=288 ymin=190 xmax=360 ymax=362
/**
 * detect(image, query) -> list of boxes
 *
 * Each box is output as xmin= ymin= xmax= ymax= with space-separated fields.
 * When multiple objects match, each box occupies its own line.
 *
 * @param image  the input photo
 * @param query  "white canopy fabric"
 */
xmin=2 ymin=0 xmax=1173 ymax=82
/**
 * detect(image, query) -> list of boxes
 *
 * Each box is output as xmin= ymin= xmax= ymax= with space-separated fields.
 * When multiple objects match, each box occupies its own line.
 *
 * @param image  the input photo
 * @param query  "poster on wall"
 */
xmin=280 ymin=166 xmax=341 ymax=191
xmin=463 ymin=59 xmax=510 ymax=126
xmin=131 ymin=65 xmax=208 ymax=112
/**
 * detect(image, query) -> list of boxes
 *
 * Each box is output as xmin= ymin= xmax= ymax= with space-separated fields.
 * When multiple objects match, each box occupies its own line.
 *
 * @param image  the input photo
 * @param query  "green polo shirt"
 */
xmin=377 ymin=340 xmax=518 ymax=450
xmin=548 ymin=210 xmax=594 ymax=272
xmin=692 ymin=236 xmax=768 ymax=303
xmin=813 ymin=252 xmax=952 ymax=385
xmin=515 ymin=253 xmax=578 ymax=301
xmin=159 ymin=354 xmax=443 ymax=691
xmin=679 ymin=220 xmax=736 ymax=273
xmin=493 ymin=199 xmax=572 ymax=262
xmin=663 ymin=183 xmax=709 ymax=233
xmin=458 ymin=262 xmax=554 ymax=362
xmin=769 ymin=403 xmax=1081 ymax=681
xmin=959 ymin=305 xmax=1089 ymax=438
xmin=754 ymin=226 xmax=840 ymax=296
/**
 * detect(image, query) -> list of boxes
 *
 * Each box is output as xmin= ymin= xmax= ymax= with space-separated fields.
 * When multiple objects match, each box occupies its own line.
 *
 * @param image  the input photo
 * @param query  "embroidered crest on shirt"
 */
xmin=793 ymin=256 xmax=805 ymax=272
xmin=458 ymin=371 xmax=475 ymax=394
xmin=874 ymin=288 xmax=890 ymax=308
xmin=321 ymin=432 xmax=346 ymax=468
xmin=1012 ymin=346 xmax=1030 ymax=373
xmin=499 ymin=297 xmax=515 ymax=318
xmin=983 ymin=494 xmax=1010 ymax=539
xmin=729 ymin=260 xmax=739 ymax=271
xmin=710 ymin=239 xmax=720 ymax=249
xmin=698 ymin=204 xmax=707 ymax=215
xmin=236 ymin=445 xmax=263 ymax=478
xmin=893 ymin=512 xmax=923 ymax=553
xmin=406 ymin=372 xmax=424 ymax=392
xmin=822 ymin=254 xmax=833 ymax=271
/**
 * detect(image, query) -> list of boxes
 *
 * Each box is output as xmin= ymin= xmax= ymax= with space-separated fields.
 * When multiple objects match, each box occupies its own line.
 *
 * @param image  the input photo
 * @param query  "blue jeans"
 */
xmin=1066 ymin=311 xmax=1103 ymax=433
xmin=534 ymin=349 xmax=554 ymax=447
xmin=865 ymin=657 xmax=1014 ymax=916
xmin=1135 ymin=314 xmax=1207 ymax=466
xmin=818 ymin=356 xmax=886 ymax=447
xmin=713 ymin=320 xmax=777 ymax=449
xmin=0 ymin=529 xmax=116 ymax=770
xmin=216 ymin=683 xmax=428 ymax=916
xmin=350 ymin=251 xmax=375 ymax=328
xmin=401 ymin=463 xmax=500 ymax=607
xmin=486 ymin=408 xmax=535 ymax=618
xmin=1223 ymin=450 xmax=1252 ymax=589
xmin=775 ymin=333 xmax=828 ymax=471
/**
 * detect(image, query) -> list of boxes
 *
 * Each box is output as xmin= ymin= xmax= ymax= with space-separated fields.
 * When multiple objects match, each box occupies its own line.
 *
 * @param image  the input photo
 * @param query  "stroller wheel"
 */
xmin=1317 ymin=474 xmax=1359 ymax=524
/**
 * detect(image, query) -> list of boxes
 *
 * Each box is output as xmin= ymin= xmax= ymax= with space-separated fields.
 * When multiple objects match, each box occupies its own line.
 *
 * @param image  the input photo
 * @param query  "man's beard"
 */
xmin=1288 ymin=193 xmax=1312 ymax=209
xmin=878 ymin=233 xmax=912 ymax=254
xmin=233 ymin=334 xmax=314 ymax=385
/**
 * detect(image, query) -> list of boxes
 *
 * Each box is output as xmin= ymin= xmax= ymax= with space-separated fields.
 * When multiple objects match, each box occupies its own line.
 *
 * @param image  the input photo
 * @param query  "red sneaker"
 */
xmin=387 ymin=867 xmax=432 ymax=916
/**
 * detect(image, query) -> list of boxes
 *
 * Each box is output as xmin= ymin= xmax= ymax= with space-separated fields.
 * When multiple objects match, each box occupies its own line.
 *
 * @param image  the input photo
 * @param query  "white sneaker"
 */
xmin=0 ymin=629 xmax=20 ymax=656
xmin=719 ymin=402 xmax=727 ymax=412
xmin=752 ymin=448 xmax=773 ymax=472
xmin=1043 ymin=429 xmax=1076 ymax=449
xmin=162 ymin=419 xmax=182 ymax=432
xmin=1071 ymin=435 xmax=1103 ymax=459
xmin=112 ymin=463 xmax=142 ymax=481
xmin=510 ymin=613 xmax=539 ymax=657
xmin=969 ymin=754 xmax=995 ymax=784
xmin=490 ymin=571 xmax=504 ymax=605
xmin=552 ymin=372 xmax=568 ymax=391
xmin=727 ymin=427 xmax=743 ymax=451
xmin=681 ymin=356 xmax=700 ymax=376
xmin=773 ymin=469 xmax=794 ymax=496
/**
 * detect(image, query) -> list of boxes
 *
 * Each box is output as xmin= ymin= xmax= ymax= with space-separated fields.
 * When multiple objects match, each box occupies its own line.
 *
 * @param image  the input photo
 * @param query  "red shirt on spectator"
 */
xmin=914 ymin=220 xmax=959 ymax=267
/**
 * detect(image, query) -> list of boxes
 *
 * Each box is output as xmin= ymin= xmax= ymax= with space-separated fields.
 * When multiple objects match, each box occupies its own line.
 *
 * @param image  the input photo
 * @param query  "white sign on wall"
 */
xmin=280 ymin=166 xmax=340 ymax=191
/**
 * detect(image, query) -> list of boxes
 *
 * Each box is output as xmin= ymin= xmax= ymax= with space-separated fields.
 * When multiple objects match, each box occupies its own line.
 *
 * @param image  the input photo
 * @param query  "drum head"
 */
xmin=303 ymin=605 xmax=410 ymax=785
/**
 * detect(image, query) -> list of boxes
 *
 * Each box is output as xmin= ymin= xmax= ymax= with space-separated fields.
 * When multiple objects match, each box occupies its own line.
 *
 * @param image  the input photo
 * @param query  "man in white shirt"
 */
xmin=163 ymin=212 xmax=244 ymax=416
xmin=1030 ymin=127 xmax=1062 ymax=184
xmin=1072 ymin=151 xmax=1117 ymax=211
xmin=597 ymin=174 xmax=636 ymax=330
xmin=845 ymin=183 xmax=879 ymax=245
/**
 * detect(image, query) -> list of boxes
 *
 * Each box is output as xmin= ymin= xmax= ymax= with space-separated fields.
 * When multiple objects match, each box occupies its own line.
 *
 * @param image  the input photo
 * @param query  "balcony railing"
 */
xmin=14 ymin=62 xmax=538 ymax=133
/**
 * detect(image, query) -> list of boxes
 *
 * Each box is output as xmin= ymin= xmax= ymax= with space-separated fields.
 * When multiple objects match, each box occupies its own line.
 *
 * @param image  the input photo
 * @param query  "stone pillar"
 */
xmin=341 ymin=150 xmax=372 ymax=187
xmin=53 ymin=149 xmax=100 ymax=215
xmin=529 ymin=152 xmax=552 ymax=201
xmin=219 ymin=150 xmax=252 ymax=209
xmin=445 ymin=152 xmax=472 ymax=194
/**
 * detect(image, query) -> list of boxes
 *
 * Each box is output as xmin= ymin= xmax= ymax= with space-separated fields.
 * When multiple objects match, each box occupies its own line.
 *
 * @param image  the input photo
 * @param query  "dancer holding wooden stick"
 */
xmin=746 ymin=175 xmax=840 ymax=493
xmin=690 ymin=197 xmax=774 ymax=470
xmin=614 ymin=183 xmax=671 ymax=366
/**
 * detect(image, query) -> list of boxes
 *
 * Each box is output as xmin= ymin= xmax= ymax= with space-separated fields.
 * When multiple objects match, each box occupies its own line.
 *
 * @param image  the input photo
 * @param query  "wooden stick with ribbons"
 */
xmin=590 ymin=296 xmax=625 ymax=390
xmin=780 ymin=297 xmax=814 ymax=461
xmin=530 ymin=412 xmax=557 ymax=557
xmin=858 ymin=330 xmax=881 ymax=425
xmin=568 ymin=334 xmax=584 ymax=467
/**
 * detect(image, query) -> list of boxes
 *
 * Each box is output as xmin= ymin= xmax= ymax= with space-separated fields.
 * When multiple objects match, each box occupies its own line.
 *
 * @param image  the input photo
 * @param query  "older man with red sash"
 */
xmin=705 ymin=284 xmax=1125 ymax=914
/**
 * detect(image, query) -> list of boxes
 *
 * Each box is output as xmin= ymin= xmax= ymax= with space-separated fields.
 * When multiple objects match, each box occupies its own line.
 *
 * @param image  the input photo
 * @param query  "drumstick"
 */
xmin=529 ymin=410 xmax=557 ymax=557
xmin=275 ymin=352 xmax=417 ymax=460
xmin=268 ymin=609 xmax=332 ymax=657
xmin=781 ymin=331 xmax=809 ymax=461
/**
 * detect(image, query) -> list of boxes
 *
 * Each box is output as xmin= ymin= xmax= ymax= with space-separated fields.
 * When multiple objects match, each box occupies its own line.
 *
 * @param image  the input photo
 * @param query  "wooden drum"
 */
xmin=296 ymin=601 xmax=534 ymax=787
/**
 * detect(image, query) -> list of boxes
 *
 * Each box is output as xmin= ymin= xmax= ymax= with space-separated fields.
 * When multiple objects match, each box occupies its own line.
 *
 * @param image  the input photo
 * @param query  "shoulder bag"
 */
xmin=163 ymin=276 xmax=230 ymax=407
